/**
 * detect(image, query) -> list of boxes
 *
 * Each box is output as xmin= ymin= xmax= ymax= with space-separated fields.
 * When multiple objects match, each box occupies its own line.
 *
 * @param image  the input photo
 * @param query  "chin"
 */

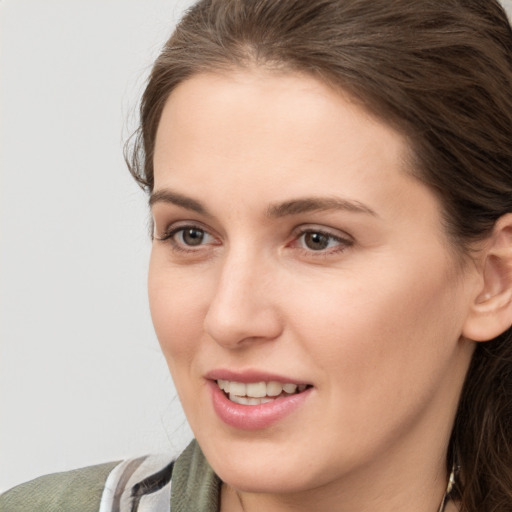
xmin=196 ymin=432 xmax=327 ymax=495
xmin=217 ymin=462 xmax=311 ymax=494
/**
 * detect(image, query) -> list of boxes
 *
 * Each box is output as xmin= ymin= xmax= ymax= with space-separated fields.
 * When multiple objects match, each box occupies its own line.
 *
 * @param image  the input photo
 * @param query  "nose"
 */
xmin=203 ymin=250 xmax=283 ymax=349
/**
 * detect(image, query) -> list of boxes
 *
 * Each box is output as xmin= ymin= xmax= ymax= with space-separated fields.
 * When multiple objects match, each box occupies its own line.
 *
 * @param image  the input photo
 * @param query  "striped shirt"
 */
xmin=0 ymin=440 xmax=220 ymax=512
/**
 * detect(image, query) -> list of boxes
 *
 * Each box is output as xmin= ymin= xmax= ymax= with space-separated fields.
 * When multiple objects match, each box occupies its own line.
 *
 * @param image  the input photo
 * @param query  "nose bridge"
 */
xmin=203 ymin=243 xmax=281 ymax=347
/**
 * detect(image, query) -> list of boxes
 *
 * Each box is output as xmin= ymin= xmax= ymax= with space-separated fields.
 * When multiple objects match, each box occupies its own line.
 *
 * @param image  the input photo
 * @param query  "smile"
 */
xmin=217 ymin=380 xmax=310 ymax=406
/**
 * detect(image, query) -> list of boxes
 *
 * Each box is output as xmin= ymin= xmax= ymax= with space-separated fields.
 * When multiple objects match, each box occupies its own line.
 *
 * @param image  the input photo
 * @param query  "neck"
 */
xmin=221 ymin=463 xmax=451 ymax=512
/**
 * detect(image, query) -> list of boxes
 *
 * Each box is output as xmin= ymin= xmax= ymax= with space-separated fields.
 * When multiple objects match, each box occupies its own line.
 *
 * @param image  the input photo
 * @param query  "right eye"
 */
xmin=156 ymin=224 xmax=218 ymax=253
xmin=174 ymin=227 xmax=210 ymax=246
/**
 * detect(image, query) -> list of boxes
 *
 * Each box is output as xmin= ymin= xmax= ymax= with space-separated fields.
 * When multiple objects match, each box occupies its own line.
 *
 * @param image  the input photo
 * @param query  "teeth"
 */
xmin=229 ymin=381 xmax=246 ymax=396
xmin=246 ymin=382 xmax=267 ymax=397
xmin=266 ymin=381 xmax=283 ymax=396
xmin=229 ymin=393 xmax=274 ymax=405
xmin=217 ymin=379 xmax=308 ymax=404
xmin=283 ymin=383 xmax=298 ymax=394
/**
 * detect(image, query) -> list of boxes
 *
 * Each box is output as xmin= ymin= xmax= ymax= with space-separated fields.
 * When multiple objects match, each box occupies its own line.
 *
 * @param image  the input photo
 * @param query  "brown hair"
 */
xmin=126 ymin=1 xmax=512 ymax=510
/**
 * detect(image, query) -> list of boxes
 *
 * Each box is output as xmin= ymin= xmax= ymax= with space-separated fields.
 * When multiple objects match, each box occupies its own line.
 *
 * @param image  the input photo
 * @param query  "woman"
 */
xmin=2 ymin=1 xmax=512 ymax=511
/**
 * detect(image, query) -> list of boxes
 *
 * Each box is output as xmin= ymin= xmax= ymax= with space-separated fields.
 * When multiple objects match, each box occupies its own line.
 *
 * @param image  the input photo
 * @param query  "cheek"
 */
xmin=148 ymin=257 xmax=207 ymax=374
xmin=287 ymin=253 xmax=466 ymax=392
xmin=279 ymin=258 xmax=468 ymax=458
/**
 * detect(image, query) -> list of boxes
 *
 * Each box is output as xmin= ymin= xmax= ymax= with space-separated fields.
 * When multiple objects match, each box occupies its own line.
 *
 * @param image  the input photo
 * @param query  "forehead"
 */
xmin=152 ymin=69 xmax=456 ymax=263
xmin=153 ymin=69 xmax=411 ymax=194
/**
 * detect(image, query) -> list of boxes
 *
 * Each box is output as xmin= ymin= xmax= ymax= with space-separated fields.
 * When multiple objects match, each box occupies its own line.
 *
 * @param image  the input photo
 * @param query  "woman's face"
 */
xmin=149 ymin=70 xmax=478 ymax=498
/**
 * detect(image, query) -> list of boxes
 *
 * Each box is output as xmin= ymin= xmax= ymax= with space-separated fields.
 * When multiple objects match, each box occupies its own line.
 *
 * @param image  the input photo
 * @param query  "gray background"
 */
xmin=1 ymin=0 xmax=512 ymax=493
xmin=0 ymin=0 xmax=195 ymax=492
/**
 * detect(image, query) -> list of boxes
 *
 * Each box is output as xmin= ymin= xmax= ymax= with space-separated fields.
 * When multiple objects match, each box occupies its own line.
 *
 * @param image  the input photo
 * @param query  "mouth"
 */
xmin=216 ymin=379 xmax=312 ymax=406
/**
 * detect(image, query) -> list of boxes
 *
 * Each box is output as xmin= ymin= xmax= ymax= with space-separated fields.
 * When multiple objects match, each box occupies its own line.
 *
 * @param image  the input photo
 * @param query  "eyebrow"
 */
xmin=149 ymin=188 xmax=377 ymax=218
xmin=266 ymin=197 xmax=377 ymax=218
xmin=149 ymin=189 xmax=211 ymax=216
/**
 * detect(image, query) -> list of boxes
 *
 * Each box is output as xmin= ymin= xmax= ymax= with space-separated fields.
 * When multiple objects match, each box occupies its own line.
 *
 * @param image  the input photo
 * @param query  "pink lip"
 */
xmin=205 ymin=370 xmax=313 ymax=430
xmin=205 ymin=369 xmax=309 ymax=385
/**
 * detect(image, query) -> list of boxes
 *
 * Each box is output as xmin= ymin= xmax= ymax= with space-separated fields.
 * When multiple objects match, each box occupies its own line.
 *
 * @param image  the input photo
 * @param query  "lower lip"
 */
xmin=208 ymin=380 xmax=312 ymax=430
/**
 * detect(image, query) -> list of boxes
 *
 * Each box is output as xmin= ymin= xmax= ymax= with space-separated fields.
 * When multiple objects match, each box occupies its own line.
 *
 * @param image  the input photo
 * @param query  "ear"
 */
xmin=462 ymin=213 xmax=512 ymax=342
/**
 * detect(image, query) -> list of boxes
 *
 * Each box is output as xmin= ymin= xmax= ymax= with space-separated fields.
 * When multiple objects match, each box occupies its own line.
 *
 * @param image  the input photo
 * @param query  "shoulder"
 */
xmin=0 ymin=442 xmax=219 ymax=512
xmin=0 ymin=454 xmax=176 ymax=512
xmin=0 ymin=460 xmax=119 ymax=512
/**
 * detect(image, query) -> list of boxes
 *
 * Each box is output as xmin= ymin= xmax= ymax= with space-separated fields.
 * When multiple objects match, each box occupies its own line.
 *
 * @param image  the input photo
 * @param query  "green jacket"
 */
xmin=0 ymin=440 xmax=220 ymax=512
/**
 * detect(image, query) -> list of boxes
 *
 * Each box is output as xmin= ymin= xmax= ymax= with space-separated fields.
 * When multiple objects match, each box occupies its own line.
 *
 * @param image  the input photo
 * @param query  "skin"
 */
xmin=148 ymin=69 xmax=480 ymax=512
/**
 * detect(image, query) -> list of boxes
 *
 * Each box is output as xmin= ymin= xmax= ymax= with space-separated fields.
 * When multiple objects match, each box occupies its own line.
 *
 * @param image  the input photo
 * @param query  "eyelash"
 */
xmin=155 ymin=224 xmax=353 ymax=257
xmin=156 ymin=224 xmax=217 ymax=254
xmin=291 ymin=227 xmax=353 ymax=256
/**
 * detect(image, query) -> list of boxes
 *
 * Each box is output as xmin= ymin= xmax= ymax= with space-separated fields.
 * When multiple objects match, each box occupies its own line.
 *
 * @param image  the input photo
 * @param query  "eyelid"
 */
xmin=292 ymin=224 xmax=353 ymax=242
xmin=289 ymin=224 xmax=354 ymax=254
xmin=154 ymin=222 xmax=221 ymax=258
xmin=154 ymin=220 xmax=353 ymax=259
xmin=154 ymin=220 xmax=214 ymax=241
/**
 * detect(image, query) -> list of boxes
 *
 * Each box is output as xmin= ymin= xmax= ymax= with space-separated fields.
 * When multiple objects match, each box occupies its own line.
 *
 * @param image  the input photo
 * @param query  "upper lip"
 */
xmin=205 ymin=369 xmax=311 ymax=385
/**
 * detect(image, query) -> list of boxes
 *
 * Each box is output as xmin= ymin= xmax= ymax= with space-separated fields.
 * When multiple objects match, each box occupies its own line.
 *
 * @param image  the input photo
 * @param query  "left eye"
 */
xmin=296 ymin=230 xmax=349 ymax=251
